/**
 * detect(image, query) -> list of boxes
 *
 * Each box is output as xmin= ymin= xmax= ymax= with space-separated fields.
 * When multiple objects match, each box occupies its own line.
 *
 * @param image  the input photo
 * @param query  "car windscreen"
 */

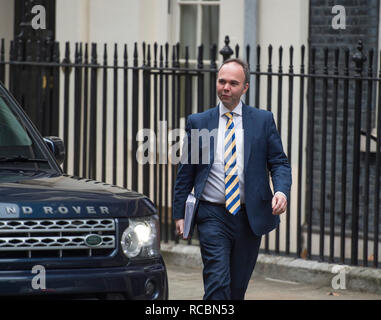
xmin=0 ymin=95 xmax=51 ymax=171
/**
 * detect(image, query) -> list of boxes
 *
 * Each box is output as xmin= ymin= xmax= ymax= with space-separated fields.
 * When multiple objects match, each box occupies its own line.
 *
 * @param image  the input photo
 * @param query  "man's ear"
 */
xmin=243 ymin=82 xmax=249 ymax=94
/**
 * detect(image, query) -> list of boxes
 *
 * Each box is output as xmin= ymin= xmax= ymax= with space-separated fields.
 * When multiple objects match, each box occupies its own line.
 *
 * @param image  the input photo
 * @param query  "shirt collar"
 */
xmin=219 ymin=100 xmax=243 ymax=117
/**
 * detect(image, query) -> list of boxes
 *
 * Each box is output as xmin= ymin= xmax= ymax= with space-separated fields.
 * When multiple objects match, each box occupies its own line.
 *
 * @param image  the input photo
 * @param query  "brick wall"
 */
xmin=308 ymin=0 xmax=380 ymax=234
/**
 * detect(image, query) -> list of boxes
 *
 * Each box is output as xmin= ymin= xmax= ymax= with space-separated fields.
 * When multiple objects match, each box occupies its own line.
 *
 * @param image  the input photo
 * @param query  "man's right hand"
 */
xmin=175 ymin=219 xmax=184 ymax=237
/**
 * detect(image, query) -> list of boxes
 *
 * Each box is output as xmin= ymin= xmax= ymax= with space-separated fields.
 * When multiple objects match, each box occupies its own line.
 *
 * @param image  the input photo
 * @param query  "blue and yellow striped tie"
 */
xmin=224 ymin=112 xmax=241 ymax=215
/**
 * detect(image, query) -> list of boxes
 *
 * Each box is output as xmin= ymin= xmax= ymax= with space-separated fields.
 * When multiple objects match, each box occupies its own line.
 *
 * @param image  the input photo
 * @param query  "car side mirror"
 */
xmin=43 ymin=136 xmax=65 ymax=165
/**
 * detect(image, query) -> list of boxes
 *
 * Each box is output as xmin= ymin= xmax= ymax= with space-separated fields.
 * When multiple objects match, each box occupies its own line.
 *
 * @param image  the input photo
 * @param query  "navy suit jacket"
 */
xmin=172 ymin=103 xmax=292 ymax=236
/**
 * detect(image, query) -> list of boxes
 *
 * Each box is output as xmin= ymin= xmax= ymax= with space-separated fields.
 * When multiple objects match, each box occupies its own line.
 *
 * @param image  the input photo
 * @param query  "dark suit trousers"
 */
xmin=196 ymin=201 xmax=262 ymax=300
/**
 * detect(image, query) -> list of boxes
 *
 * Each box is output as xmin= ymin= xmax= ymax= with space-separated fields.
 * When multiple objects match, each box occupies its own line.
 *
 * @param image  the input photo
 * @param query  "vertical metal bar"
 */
xmin=255 ymin=45 xmax=260 ymax=109
xmin=49 ymin=41 xmax=57 ymax=135
xmin=164 ymin=43 xmax=169 ymax=243
xmin=15 ymin=39 xmax=24 ymax=104
xmin=303 ymin=46 xmax=316 ymax=259
xmin=147 ymin=43 xmax=153 ymax=197
xmin=340 ymin=48 xmax=350 ymax=264
xmin=113 ymin=43 xmax=118 ymax=186
xmin=102 ymin=44 xmax=108 ymax=183
xmin=266 ymin=45 xmax=272 ymax=112
xmin=319 ymin=47 xmax=329 ymax=262
xmin=123 ymin=44 xmax=128 ymax=189
xmin=52 ymin=42 xmax=60 ymax=137
xmin=41 ymin=40 xmax=49 ymax=133
xmin=89 ymin=43 xmax=98 ymax=180
xmin=48 ymin=42 xmax=57 ymax=136
xmin=175 ymin=42 xmax=181 ymax=242
xmin=172 ymin=44 xmax=177 ymax=243
xmin=9 ymin=41 xmax=14 ymax=91
xmin=329 ymin=48 xmax=339 ymax=263
xmin=142 ymin=42 xmax=147 ymax=195
xmin=363 ymin=49 xmax=374 ymax=267
xmin=62 ymin=42 xmax=71 ymax=173
xmin=159 ymin=45 xmax=164 ymax=241
xmin=40 ymin=39 xmax=49 ymax=136
xmin=245 ymin=44 xmax=250 ymax=105
xmin=286 ymin=45 xmax=294 ymax=255
xmin=35 ymin=41 xmax=43 ymax=135
xmin=264 ymin=45 xmax=273 ymax=253
xmin=373 ymin=50 xmax=381 ymax=268
xmin=235 ymin=44 xmax=240 ymax=58
xmin=74 ymin=43 xmax=83 ymax=177
xmin=185 ymin=46 xmax=192 ymax=117
xmin=131 ymin=43 xmax=139 ymax=191
xmin=197 ymin=44 xmax=204 ymax=113
xmin=153 ymin=43 xmax=158 ymax=205
xmin=275 ymin=46 xmax=283 ymax=255
xmin=48 ymin=40 xmax=55 ymax=135
xmin=277 ymin=46 xmax=283 ymax=140
xmin=210 ymin=44 xmax=217 ymax=107
xmin=82 ymin=44 xmax=89 ymax=177
xmin=351 ymin=41 xmax=366 ymax=266
xmin=147 ymin=44 xmax=156 ymax=165
xmin=176 ymin=41 xmax=181 ymax=214
xmin=184 ymin=42 xmax=194 ymax=240
xmin=22 ymin=39 xmax=32 ymax=123
xmin=45 ymin=40 xmax=53 ymax=135
xmin=297 ymin=45 xmax=305 ymax=258
xmin=185 ymin=45 xmax=192 ymax=245
xmin=143 ymin=43 xmax=151 ymax=197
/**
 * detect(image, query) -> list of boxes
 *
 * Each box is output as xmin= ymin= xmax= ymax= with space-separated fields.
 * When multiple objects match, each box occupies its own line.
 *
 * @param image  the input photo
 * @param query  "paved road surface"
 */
xmin=165 ymin=262 xmax=381 ymax=300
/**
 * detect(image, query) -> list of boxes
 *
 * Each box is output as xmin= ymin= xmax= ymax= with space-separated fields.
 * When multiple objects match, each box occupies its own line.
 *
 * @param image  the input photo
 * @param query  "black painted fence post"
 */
xmin=351 ymin=40 xmax=366 ymax=266
xmin=219 ymin=36 xmax=233 ymax=62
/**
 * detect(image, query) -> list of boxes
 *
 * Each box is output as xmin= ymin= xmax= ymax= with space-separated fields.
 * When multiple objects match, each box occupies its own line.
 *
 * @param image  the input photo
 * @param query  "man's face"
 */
xmin=217 ymin=62 xmax=249 ymax=110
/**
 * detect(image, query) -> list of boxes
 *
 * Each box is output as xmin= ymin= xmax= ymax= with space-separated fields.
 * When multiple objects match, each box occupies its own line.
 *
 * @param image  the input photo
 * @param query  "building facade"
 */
xmin=0 ymin=0 xmax=380 ymax=265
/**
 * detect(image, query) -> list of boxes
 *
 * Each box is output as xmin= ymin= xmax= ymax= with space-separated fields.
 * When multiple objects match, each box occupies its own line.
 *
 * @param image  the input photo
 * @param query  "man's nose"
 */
xmin=223 ymin=83 xmax=230 ymax=91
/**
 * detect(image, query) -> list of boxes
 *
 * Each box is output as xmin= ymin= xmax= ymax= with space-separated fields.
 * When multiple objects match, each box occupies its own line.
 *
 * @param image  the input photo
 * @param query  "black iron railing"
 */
xmin=0 ymin=36 xmax=380 ymax=268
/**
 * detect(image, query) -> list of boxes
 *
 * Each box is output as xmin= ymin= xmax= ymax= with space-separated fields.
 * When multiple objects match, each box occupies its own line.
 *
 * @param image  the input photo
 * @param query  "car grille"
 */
xmin=0 ymin=219 xmax=116 ymax=259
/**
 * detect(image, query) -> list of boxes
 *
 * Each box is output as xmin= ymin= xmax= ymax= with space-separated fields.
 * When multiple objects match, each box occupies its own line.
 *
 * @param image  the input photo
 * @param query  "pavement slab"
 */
xmin=165 ymin=262 xmax=381 ymax=300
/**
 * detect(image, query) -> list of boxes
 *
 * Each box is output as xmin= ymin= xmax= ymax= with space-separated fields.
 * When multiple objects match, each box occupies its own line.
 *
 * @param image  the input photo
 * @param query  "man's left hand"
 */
xmin=272 ymin=192 xmax=287 ymax=215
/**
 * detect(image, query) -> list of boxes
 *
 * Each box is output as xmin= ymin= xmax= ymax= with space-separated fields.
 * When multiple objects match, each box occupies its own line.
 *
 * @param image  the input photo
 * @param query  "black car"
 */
xmin=0 ymin=81 xmax=168 ymax=299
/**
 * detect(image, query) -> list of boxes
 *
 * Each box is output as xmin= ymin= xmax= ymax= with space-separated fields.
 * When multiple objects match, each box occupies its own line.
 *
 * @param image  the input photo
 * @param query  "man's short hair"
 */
xmin=219 ymin=58 xmax=250 ymax=85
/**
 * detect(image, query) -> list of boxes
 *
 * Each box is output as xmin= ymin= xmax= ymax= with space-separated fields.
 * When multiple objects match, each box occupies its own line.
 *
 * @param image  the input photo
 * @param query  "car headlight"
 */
xmin=121 ymin=215 xmax=160 ymax=259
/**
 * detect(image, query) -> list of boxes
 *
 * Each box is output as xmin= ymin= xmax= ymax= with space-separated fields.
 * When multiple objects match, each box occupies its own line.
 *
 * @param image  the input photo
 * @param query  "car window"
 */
xmin=0 ymin=95 xmax=51 ymax=170
xmin=0 ymin=97 xmax=32 ymax=147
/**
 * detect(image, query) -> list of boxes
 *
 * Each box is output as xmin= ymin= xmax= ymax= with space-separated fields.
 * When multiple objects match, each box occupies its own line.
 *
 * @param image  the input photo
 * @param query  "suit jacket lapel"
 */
xmin=242 ymin=103 xmax=253 ymax=172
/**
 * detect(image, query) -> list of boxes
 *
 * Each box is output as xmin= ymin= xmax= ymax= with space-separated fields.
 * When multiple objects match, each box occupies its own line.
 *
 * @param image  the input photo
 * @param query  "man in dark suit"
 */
xmin=172 ymin=58 xmax=292 ymax=300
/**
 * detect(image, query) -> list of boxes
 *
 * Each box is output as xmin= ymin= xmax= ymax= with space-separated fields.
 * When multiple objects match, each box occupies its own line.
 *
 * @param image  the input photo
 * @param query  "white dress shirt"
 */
xmin=200 ymin=101 xmax=246 ymax=204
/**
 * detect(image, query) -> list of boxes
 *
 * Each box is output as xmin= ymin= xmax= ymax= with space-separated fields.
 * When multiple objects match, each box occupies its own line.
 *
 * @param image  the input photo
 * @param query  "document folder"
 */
xmin=183 ymin=193 xmax=196 ymax=239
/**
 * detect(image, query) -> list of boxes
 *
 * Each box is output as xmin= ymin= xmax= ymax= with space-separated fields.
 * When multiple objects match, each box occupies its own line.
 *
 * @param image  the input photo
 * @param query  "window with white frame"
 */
xmin=168 ymin=0 xmax=221 ymax=117
xmin=176 ymin=0 xmax=220 ymax=60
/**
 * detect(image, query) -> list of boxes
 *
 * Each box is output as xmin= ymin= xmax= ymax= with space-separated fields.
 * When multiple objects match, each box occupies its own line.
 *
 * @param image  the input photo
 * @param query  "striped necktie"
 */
xmin=224 ymin=112 xmax=241 ymax=215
